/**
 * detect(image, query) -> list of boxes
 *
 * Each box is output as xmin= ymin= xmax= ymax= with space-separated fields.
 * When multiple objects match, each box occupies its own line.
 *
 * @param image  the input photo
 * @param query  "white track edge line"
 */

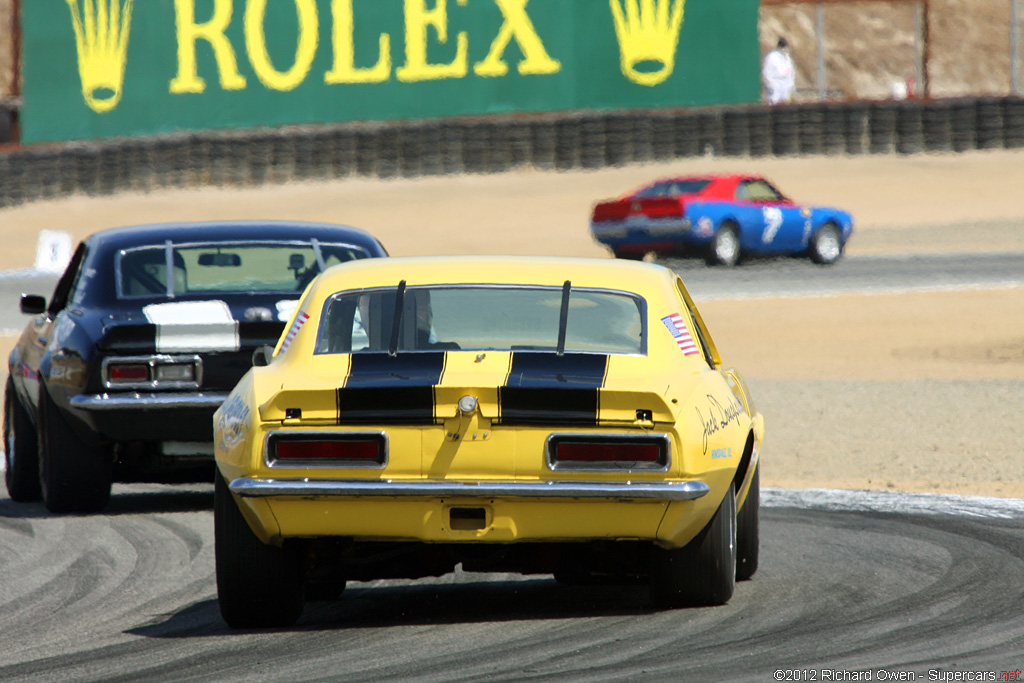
xmin=763 ymin=487 xmax=1024 ymax=519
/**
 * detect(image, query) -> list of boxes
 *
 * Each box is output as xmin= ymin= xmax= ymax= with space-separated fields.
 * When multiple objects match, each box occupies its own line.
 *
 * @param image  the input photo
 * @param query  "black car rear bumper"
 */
xmin=70 ymin=391 xmax=228 ymax=410
xmin=69 ymin=391 xmax=229 ymax=442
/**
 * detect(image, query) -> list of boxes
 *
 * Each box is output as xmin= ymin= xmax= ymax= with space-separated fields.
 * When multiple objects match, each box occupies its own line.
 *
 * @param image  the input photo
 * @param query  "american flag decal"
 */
xmin=661 ymin=313 xmax=699 ymax=356
xmin=280 ymin=311 xmax=309 ymax=353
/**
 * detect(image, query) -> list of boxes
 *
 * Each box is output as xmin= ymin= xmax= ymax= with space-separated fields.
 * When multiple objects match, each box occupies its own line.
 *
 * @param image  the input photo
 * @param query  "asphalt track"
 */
xmin=2 ymin=252 xmax=1023 ymax=681
xmin=663 ymin=250 xmax=1024 ymax=301
xmin=0 ymin=485 xmax=1022 ymax=682
xmin=3 ymin=250 xmax=1024 ymax=333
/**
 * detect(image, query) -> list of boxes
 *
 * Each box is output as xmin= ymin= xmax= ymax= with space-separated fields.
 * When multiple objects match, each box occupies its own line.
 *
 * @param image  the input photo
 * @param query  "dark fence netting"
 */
xmin=2 ymin=96 xmax=1023 ymax=209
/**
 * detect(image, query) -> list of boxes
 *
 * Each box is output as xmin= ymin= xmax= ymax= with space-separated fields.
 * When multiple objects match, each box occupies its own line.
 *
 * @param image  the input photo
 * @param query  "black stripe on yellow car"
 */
xmin=337 ymin=352 xmax=446 ymax=424
xmin=498 ymin=352 xmax=609 ymax=426
xmin=504 ymin=352 xmax=609 ymax=389
xmin=499 ymin=387 xmax=601 ymax=426
xmin=336 ymin=386 xmax=437 ymax=424
xmin=334 ymin=351 xmax=612 ymax=426
xmin=344 ymin=352 xmax=447 ymax=387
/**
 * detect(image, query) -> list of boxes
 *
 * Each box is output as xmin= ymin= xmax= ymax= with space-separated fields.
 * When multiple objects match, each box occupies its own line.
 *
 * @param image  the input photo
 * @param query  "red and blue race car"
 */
xmin=590 ymin=174 xmax=854 ymax=266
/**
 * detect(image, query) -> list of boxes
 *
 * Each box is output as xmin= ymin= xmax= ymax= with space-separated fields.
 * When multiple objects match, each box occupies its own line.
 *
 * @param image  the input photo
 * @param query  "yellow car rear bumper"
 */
xmin=229 ymin=476 xmax=724 ymax=549
xmin=229 ymin=477 xmax=709 ymax=501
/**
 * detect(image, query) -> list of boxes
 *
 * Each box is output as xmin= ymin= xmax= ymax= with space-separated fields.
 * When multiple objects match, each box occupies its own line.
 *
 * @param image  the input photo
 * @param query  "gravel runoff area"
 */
xmin=1 ymin=149 xmax=1022 ymax=497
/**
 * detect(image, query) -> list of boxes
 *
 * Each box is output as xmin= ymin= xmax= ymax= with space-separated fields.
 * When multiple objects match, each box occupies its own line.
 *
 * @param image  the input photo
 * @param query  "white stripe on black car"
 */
xmin=143 ymin=300 xmax=240 ymax=352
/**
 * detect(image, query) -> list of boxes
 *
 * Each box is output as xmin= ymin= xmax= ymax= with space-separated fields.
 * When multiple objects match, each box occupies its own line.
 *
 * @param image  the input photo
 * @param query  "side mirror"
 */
xmin=252 ymin=345 xmax=274 ymax=367
xmin=20 ymin=294 xmax=46 ymax=315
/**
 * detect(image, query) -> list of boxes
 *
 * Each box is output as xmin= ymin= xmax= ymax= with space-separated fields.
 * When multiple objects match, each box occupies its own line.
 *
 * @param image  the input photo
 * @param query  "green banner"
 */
xmin=22 ymin=0 xmax=759 ymax=143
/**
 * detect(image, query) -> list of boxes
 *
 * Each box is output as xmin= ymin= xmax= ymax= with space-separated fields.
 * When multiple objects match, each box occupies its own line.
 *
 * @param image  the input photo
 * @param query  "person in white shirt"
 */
xmin=762 ymin=37 xmax=796 ymax=105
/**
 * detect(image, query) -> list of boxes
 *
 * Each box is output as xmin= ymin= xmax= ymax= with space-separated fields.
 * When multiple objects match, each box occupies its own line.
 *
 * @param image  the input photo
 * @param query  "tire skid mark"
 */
xmin=147 ymin=515 xmax=208 ymax=565
xmin=0 ymin=487 xmax=1022 ymax=680
xmin=0 ymin=516 xmax=37 ymax=539
xmin=747 ymin=508 xmax=1024 ymax=672
xmin=0 ymin=500 xmax=214 ymax=670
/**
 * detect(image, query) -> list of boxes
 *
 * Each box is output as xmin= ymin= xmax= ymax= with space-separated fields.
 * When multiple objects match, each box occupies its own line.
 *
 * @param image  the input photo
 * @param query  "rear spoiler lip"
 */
xmin=259 ymin=385 xmax=678 ymax=424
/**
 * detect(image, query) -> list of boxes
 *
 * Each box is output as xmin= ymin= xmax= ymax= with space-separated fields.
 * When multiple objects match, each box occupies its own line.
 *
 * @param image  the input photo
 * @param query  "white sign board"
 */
xmin=33 ymin=230 xmax=74 ymax=274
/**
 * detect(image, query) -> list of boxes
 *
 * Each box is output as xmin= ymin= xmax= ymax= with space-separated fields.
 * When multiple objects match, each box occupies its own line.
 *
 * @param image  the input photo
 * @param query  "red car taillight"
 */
xmin=108 ymin=364 xmax=149 ymax=382
xmin=642 ymin=198 xmax=684 ymax=218
xmin=269 ymin=433 xmax=387 ymax=467
xmin=592 ymin=202 xmax=631 ymax=221
xmin=547 ymin=435 xmax=669 ymax=471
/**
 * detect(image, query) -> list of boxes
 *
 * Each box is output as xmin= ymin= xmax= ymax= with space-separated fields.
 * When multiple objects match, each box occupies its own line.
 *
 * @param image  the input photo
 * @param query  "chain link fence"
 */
xmin=2 ymin=96 xmax=1023 ymax=209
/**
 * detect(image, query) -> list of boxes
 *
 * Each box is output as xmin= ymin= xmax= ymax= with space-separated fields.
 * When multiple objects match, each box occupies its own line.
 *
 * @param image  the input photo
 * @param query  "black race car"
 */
xmin=4 ymin=221 xmax=388 ymax=513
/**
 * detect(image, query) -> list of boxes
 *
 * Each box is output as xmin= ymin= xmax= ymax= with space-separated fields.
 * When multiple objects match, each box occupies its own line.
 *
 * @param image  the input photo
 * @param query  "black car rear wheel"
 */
xmin=651 ymin=483 xmax=736 ymax=607
xmin=4 ymin=379 xmax=41 ymax=502
xmin=38 ymin=385 xmax=111 ymax=514
xmin=736 ymin=465 xmax=760 ymax=581
xmin=215 ymin=468 xmax=306 ymax=628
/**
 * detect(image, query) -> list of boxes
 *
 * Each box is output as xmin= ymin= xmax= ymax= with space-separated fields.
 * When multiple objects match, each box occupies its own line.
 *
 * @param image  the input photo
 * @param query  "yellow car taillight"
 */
xmin=547 ymin=434 xmax=670 ymax=471
xmin=267 ymin=432 xmax=387 ymax=467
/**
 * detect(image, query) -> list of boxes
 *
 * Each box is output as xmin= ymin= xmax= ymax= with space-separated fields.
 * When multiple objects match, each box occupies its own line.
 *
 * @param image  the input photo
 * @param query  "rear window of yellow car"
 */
xmin=315 ymin=285 xmax=646 ymax=355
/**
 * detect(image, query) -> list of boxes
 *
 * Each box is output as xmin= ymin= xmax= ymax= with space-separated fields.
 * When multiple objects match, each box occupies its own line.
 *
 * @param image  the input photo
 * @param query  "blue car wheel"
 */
xmin=707 ymin=222 xmax=740 ymax=267
xmin=810 ymin=223 xmax=843 ymax=265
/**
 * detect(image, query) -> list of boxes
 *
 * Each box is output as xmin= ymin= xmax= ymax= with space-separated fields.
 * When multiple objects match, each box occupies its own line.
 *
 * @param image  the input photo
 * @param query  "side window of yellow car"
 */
xmin=674 ymin=277 xmax=720 ymax=369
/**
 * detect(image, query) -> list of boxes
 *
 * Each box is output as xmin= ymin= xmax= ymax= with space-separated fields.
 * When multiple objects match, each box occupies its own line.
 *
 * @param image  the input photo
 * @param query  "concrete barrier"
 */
xmin=2 ymin=96 xmax=1023 ymax=210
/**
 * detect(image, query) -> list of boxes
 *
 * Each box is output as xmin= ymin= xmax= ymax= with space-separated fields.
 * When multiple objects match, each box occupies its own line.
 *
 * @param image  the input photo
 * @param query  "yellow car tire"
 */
xmin=215 ymin=470 xmax=306 ymax=628
xmin=736 ymin=465 xmax=760 ymax=581
xmin=651 ymin=483 xmax=737 ymax=607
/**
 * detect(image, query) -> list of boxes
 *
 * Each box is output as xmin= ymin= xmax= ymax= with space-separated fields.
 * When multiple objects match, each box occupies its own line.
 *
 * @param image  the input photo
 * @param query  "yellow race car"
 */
xmin=213 ymin=256 xmax=764 ymax=628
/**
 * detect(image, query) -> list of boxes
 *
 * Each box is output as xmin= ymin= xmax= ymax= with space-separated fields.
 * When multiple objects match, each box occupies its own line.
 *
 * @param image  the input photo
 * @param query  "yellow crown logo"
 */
xmin=609 ymin=0 xmax=686 ymax=87
xmin=66 ymin=0 xmax=135 ymax=113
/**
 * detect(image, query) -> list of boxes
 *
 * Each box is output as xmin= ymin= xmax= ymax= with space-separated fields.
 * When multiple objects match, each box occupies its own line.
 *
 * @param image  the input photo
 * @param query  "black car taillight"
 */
xmin=153 ymin=363 xmax=196 ymax=382
xmin=108 ymin=363 xmax=150 ymax=382
xmin=103 ymin=356 xmax=201 ymax=388
xmin=268 ymin=432 xmax=387 ymax=467
xmin=547 ymin=434 xmax=670 ymax=471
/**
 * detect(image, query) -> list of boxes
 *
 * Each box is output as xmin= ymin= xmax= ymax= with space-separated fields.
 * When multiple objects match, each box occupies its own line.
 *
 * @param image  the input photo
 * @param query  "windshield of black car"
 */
xmin=117 ymin=241 xmax=369 ymax=298
xmin=635 ymin=180 xmax=710 ymax=197
xmin=315 ymin=285 xmax=646 ymax=355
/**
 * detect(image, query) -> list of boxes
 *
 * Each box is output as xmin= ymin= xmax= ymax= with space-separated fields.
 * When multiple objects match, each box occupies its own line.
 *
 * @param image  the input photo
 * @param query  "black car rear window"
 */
xmin=118 ymin=241 xmax=369 ymax=298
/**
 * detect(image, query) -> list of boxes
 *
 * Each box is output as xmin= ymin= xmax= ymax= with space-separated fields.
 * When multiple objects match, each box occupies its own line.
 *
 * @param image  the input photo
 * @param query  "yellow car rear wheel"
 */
xmin=215 ymin=470 xmax=306 ymax=628
xmin=651 ymin=483 xmax=737 ymax=607
xmin=736 ymin=465 xmax=760 ymax=581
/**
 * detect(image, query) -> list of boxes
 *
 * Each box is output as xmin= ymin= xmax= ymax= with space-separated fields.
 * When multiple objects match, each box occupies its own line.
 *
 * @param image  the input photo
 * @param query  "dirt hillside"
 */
xmin=760 ymin=0 xmax=1023 ymax=100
